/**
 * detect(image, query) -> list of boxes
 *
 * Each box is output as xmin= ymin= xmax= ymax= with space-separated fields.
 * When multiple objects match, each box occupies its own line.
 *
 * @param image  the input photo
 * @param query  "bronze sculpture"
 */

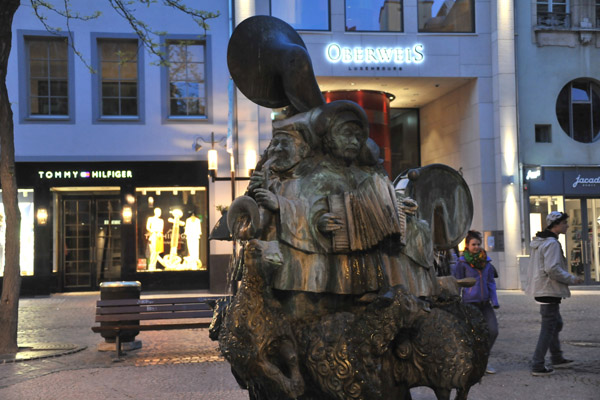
xmin=212 ymin=15 xmax=489 ymax=400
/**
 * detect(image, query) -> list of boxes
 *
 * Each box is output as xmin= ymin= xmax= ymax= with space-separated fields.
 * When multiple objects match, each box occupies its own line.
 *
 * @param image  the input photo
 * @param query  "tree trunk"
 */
xmin=0 ymin=0 xmax=21 ymax=356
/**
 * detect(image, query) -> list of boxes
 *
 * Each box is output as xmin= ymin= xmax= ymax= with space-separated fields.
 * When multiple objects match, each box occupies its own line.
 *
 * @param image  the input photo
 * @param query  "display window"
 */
xmin=0 ymin=189 xmax=35 ymax=277
xmin=529 ymin=195 xmax=600 ymax=283
xmin=136 ymin=187 xmax=207 ymax=272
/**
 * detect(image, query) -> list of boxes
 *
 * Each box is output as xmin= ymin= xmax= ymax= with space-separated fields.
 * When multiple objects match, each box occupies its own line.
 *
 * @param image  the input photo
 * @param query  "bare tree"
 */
xmin=0 ymin=0 xmax=219 ymax=355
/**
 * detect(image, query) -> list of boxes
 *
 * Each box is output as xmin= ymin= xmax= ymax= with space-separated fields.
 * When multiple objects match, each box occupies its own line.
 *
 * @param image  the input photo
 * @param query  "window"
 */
xmin=136 ymin=187 xmax=207 ymax=272
xmin=346 ymin=0 xmax=403 ymax=32
xmin=26 ymin=37 xmax=68 ymax=117
xmin=535 ymin=124 xmax=552 ymax=142
xmin=417 ymin=0 xmax=474 ymax=33
xmin=556 ymin=78 xmax=600 ymax=143
xmin=0 ymin=190 xmax=35 ymax=277
xmin=98 ymin=39 xmax=138 ymax=117
xmin=596 ymin=0 xmax=600 ymax=27
xmin=271 ymin=0 xmax=330 ymax=31
xmin=167 ymin=40 xmax=207 ymax=118
xmin=536 ymin=0 xmax=570 ymax=28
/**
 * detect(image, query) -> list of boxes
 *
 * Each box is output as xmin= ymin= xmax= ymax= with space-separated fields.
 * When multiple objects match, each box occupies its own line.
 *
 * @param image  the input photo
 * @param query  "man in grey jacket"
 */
xmin=526 ymin=211 xmax=583 ymax=376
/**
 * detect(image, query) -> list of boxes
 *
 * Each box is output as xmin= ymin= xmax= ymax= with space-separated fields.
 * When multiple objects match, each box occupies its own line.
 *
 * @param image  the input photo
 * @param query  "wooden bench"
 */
xmin=91 ymin=296 xmax=227 ymax=359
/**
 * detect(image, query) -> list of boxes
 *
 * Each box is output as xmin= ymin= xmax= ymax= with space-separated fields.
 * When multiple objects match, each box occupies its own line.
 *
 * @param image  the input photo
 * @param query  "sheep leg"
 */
xmin=257 ymin=340 xmax=305 ymax=398
xmin=433 ymin=387 xmax=451 ymax=400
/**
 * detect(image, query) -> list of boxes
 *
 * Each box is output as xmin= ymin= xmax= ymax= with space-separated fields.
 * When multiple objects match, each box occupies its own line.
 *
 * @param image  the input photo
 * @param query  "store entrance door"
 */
xmin=60 ymin=195 xmax=122 ymax=291
xmin=565 ymin=198 xmax=600 ymax=284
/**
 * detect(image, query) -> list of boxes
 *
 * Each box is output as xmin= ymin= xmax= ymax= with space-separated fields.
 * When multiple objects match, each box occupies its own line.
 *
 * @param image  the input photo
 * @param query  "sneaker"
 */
xmin=531 ymin=367 xmax=554 ymax=376
xmin=552 ymin=358 xmax=575 ymax=369
xmin=485 ymin=365 xmax=496 ymax=374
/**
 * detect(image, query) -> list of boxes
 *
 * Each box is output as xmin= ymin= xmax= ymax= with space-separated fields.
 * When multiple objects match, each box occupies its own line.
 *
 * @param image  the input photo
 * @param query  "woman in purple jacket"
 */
xmin=453 ymin=230 xmax=499 ymax=374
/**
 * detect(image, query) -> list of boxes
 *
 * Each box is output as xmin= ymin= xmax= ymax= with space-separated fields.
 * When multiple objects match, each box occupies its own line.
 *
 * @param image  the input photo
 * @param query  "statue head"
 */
xmin=313 ymin=101 xmax=369 ymax=164
xmin=267 ymin=129 xmax=311 ymax=172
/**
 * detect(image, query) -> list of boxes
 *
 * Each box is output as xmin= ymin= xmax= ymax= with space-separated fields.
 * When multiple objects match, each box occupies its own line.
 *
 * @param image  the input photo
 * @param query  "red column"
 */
xmin=323 ymin=90 xmax=393 ymax=176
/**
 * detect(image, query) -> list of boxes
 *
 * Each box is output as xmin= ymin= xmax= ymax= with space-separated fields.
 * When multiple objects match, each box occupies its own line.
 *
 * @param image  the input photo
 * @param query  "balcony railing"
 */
xmin=537 ymin=11 xmax=571 ymax=28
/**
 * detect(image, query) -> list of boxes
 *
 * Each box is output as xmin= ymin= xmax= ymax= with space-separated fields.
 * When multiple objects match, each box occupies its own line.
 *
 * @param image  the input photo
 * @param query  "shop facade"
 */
xmin=516 ymin=1 xmax=600 ymax=286
xmin=0 ymin=161 xmax=213 ymax=294
xmin=524 ymin=166 xmax=600 ymax=285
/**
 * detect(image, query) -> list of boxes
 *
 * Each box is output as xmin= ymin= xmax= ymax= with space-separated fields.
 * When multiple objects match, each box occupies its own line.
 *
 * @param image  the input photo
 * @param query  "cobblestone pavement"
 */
xmin=0 ymin=289 xmax=598 ymax=399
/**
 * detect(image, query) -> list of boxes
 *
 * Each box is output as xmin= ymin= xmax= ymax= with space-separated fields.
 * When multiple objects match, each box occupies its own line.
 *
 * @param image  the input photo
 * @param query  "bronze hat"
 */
xmin=312 ymin=100 xmax=369 ymax=139
xmin=227 ymin=15 xmax=325 ymax=112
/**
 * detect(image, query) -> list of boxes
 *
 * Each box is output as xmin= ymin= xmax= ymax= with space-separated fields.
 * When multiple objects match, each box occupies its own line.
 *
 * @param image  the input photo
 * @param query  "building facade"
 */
xmin=5 ymin=1 xmax=235 ymax=294
xmin=516 ymin=0 xmax=600 ymax=285
xmin=4 ymin=0 xmax=524 ymax=294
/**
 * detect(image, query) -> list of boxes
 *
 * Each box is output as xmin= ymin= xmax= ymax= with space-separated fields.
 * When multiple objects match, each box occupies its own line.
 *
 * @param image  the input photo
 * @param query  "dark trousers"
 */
xmin=532 ymin=303 xmax=564 ymax=370
xmin=472 ymin=301 xmax=499 ymax=351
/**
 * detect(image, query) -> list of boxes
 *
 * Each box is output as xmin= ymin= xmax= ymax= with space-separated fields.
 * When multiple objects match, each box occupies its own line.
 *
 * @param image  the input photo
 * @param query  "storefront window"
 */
xmin=417 ymin=0 xmax=475 ymax=33
xmin=136 ymin=187 xmax=207 ymax=272
xmin=564 ymin=198 xmax=600 ymax=283
xmin=0 ymin=189 xmax=35 ymax=277
xmin=345 ymin=0 xmax=403 ymax=32
xmin=271 ymin=0 xmax=330 ymax=31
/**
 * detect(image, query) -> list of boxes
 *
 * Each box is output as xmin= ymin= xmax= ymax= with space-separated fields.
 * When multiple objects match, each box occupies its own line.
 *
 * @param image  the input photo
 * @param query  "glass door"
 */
xmin=565 ymin=198 xmax=600 ymax=284
xmin=61 ymin=195 xmax=122 ymax=290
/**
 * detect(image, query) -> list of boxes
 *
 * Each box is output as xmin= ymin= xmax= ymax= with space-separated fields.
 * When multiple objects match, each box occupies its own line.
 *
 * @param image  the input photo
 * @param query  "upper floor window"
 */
xmin=556 ymin=78 xmax=600 ymax=143
xmin=167 ymin=40 xmax=207 ymax=118
xmin=417 ymin=0 xmax=475 ymax=33
xmin=26 ymin=37 xmax=69 ymax=117
xmin=346 ymin=0 xmax=403 ymax=32
xmin=537 ymin=0 xmax=570 ymax=28
xmin=596 ymin=0 xmax=600 ymax=27
xmin=98 ymin=39 xmax=138 ymax=117
xmin=271 ymin=0 xmax=330 ymax=31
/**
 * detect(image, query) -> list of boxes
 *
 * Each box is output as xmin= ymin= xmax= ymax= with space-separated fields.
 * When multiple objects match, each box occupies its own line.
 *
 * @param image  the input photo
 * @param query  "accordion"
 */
xmin=328 ymin=176 xmax=403 ymax=253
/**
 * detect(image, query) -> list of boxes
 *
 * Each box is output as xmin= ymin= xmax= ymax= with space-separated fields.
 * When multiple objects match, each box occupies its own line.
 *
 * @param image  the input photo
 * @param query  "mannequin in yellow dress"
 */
xmin=146 ymin=207 xmax=164 ymax=270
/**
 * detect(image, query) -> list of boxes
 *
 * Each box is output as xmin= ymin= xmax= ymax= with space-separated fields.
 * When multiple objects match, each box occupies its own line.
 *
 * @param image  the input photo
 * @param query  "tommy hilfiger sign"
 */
xmin=37 ymin=170 xmax=133 ymax=180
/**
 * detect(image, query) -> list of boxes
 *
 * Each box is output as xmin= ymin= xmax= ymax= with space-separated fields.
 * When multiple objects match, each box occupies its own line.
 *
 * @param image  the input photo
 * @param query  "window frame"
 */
xmin=556 ymin=78 xmax=600 ymax=143
xmin=344 ymin=0 xmax=404 ymax=33
xmin=417 ymin=0 xmax=476 ymax=34
xmin=91 ymin=33 xmax=145 ymax=124
xmin=17 ymin=30 xmax=76 ymax=124
xmin=536 ymin=0 xmax=571 ymax=29
xmin=269 ymin=0 xmax=331 ymax=32
xmin=161 ymin=35 xmax=211 ymax=122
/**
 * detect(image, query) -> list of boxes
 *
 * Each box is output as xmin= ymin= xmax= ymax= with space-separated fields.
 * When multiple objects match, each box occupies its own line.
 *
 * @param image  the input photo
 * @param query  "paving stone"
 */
xmin=0 ymin=290 xmax=598 ymax=399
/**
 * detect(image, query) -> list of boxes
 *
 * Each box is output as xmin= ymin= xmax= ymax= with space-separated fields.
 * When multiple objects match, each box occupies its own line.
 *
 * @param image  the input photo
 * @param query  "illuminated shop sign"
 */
xmin=572 ymin=174 xmax=600 ymax=188
xmin=37 ymin=170 xmax=133 ymax=179
xmin=525 ymin=167 xmax=542 ymax=180
xmin=325 ymin=43 xmax=424 ymax=65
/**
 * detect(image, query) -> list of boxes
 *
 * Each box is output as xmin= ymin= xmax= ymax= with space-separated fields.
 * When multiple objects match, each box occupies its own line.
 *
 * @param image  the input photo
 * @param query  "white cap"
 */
xmin=546 ymin=211 xmax=567 ymax=227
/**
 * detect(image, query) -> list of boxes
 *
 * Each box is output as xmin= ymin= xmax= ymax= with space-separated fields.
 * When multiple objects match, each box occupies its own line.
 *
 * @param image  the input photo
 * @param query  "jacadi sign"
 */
xmin=325 ymin=43 xmax=424 ymax=65
xmin=565 ymin=170 xmax=600 ymax=195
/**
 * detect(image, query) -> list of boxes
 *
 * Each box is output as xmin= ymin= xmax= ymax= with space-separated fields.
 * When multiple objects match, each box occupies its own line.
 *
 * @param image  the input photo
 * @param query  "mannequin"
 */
xmin=185 ymin=213 xmax=202 ymax=269
xmin=163 ymin=209 xmax=185 ymax=269
xmin=146 ymin=207 xmax=164 ymax=271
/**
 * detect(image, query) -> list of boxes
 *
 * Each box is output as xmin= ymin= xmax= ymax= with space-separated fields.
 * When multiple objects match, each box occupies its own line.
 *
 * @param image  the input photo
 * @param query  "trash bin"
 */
xmin=99 ymin=281 xmax=141 ymax=343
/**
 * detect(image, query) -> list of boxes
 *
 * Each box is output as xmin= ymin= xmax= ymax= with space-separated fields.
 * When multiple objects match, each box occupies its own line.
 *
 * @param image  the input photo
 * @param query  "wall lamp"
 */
xmin=246 ymin=149 xmax=257 ymax=176
xmin=194 ymin=132 xmax=228 ymax=182
xmin=36 ymin=208 xmax=48 ymax=225
xmin=122 ymin=206 xmax=133 ymax=224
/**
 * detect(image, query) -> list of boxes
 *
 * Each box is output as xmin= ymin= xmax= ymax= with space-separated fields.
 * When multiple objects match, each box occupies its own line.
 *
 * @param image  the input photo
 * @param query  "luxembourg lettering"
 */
xmin=38 ymin=170 xmax=133 ymax=179
xmin=325 ymin=43 xmax=425 ymax=65
xmin=572 ymin=174 xmax=600 ymax=188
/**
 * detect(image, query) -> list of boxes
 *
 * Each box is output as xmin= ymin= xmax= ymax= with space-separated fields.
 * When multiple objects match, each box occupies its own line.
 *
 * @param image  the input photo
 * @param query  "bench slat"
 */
xmin=96 ymin=303 xmax=210 ymax=315
xmin=95 ymin=310 xmax=213 ymax=322
xmin=92 ymin=321 xmax=212 ymax=333
xmin=96 ymin=296 xmax=219 ymax=307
